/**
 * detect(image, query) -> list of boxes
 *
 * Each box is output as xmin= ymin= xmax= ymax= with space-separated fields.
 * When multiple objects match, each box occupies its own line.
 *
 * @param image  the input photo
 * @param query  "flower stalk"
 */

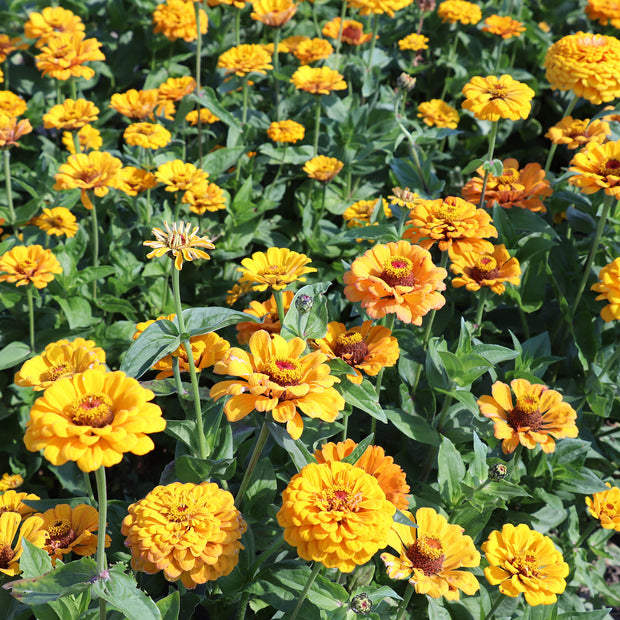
xmin=478 ymin=120 xmax=499 ymax=209
xmin=194 ymin=1 xmax=204 ymax=168
xmin=90 ymin=192 xmax=99 ymax=301
xmin=544 ymin=92 xmax=578 ymax=175
xmin=313 ymin=97 xmax=321 ymax=156
xmin=26 ymin=287 xmax=35 ymax=351
xmin=290 ymin=562 xmax=322 ymax=620
xmin=234 ymin=418 xmax=271 ymax=508
xmin=3 ymin=149 xmax=15 ymax=223
xmin=94 ymin=466 xmax=108 ymax=620
xmin=394 ymin=582 xmax=415 ymax=620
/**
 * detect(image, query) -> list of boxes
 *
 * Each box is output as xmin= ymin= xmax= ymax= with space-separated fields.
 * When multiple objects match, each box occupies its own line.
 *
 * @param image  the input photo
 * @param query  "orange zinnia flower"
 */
xmin=24 ymin=7 xmax=84 ymax=47
xmin=217 ymin=44 xmax=273 ymax=76
xmin=294 ymin=38 xmax=334 ymax=65
xmin=155 ymin=160 xmax=208 ymax=192
xmin=235 ymin=291 xmax=295 ymax=344
xmin=158 ymin=76 xmax=197 ymax=102
xmin=153 ymin=0 xmax=208 ymax=42
xmin=251 ymin=0 xmax=298 ymax=27
xmin=62 ymin=125 xmax=102 ymax=154
xmin=437 ymin=0 xmax=481 ymax=24
xmin=482 ymin=15 xmax=526 ymax=39
xmin=43 ymin=98 xmax=99 ymax=130
xmin=586 ymin=0 xmax=620 ymax=28
xmin=109 ymin=89 xmax=174 ymax=121
xmin=462 ymin=74 xmax=534 ymax=122
xmin=0 ymin=245 xmax=62 ymax=289
xmin=586 ymin=483 xmax=620 ymax=531
xmin=35 ymin=32 xmax=105 ymax=81
xmin=591 ymin=257 xmax=620 ymax=322
xmin=568 ymin=140 xmax=620 ymax=196
xmin=0 ymin=91 xmax=28 ymax=118
xmin=545 ymin=116 xmax=610 ymax=150
xmin=322 ymin=18 xmax=372 ymax=45
xmin=417 ymin=99 xmax=460 ymax=129
xmin=0 ymin=116 xmax=33 ymax=148
xmin=291 ymin=66 xmax=346 ymax=94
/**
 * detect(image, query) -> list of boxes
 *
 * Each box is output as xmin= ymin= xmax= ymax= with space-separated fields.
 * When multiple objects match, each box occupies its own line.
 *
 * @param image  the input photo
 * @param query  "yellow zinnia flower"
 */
xmin=586 ymin=483 xmax=620 ymax=531
xmin=61 ymin=125 xmax=102 ymax=154
xmin=35 ymin=32 xmax=105 ymax=81
xmin=462 ymin=74 xmax=535 ymax=122
xmin=237 ymin=247 xmax=316 ymax=291
xmin=279 ymin=35 xmax=310 ymax=53
xmin=545 ymin=116 xmax=610 ymax=150
xmin=124 ymin=122 xmax=171 ymax=149
xmin=0 ymin=35 xmax=26 ymax=63
xmin=186 ymin=108 xmax=220 ymax=125
xmin=0 ymin=512 xmax=46 ymax=577
xmin=417 ymin=99 xmax=459 ymax=129
xmin=210 ymin=330 xmax=345 ymax=439
xmin=43 ymin=98 xmax=99 ymax=130
xmin=0 ymin=490 xmax=40 ymax=518
xmin=24 ymin=6 xmax=84 ymax=47
xmin=0 ymin=245 xmax=63 ymax=289
xmin=568 ymin=140 xmax=620 ymax=196
xmin=235 ymin=291 xmax=294 ymax=344
xmin=155 ymin=159 xmax=208 ymax=192
xmin=0 ymin=91 xmax=28 ymax=118
xmin=117 ymin=167 xmax=158 ymax=195
xmin=347 ymin=0 xmax=413 ymax=18
xmin=251 ymin=0 xmax=298 ymax=27
xmin=158 ymin=76 xmax=196 ymax=102
xmin=153 ymin=0 xmax=208 ymax=42
xmin=591 ymin=256 xmax=620 ymax=322
xmin=437 ymin=0 xmax=481 ymax=24
xmin=291 ymin=66 xmax=347 ymax=94
xmin=277 ymin=461 xmax=396 ymax=571
xmin=398 ymin=33 xmax=429 ymax=51
xmin=0 ymin=116 xmax=33 ymax=148
xmin=109 ymin=89 xmax=173 ymax=121
xmin=122 ymin=482 xmax=247 ymax=588
xmin=182 ymin=181 xmax=227 ymax=214
xmin=477 ymin=379 xmax=579 ymax=454
xmin=482 ymin=15 xmax=526 ymax=39
xmin=482 ymin=523 xmax=568 ymax=606
xmin=29 ymin=207 xmax=79 ymax=238
xmin=343 ymin=199 xmax=391 ymax=228
xmin=0 ymin=473 xmax=23 ymax=492
xmin=294 ymin=38 xmax=334 ymax=64
xmin=267 ymin=119 xmax=305 ymax=143
xmin=217 ymin=44 xmax=273 ymax=76
xmin=303 ymin=155 xmax=343 ymax=182
xmin=24 ymin=369 xmax=166 ymax=472
xmin=381 ymin=507 xmax=480 ymax=600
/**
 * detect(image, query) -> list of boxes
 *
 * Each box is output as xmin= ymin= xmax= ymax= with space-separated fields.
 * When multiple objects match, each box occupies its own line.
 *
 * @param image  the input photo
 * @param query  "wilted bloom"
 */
xmin=29 ymin=207 xmax=79 ymax=238
xmin=43 ymin=99 xmax=99 ymax=130
xmin=158 ymin=76 xmax=196 ymax=102
xmin=482 ymin=15 xmax=526 ymax=38
xmin=0 ymin=116 xmax=33 ymax=148
xmin=591 ymin=257 xmax=620 ymax=321
xmin=546 ymin=116 xmax=610 ymax=150
xmin=381 ymin=507 xmax=480 ymax=599
xmin=0 ymin=91 xmax=28 ymax=118
xmin=238 ymin=247 xmax=316 ymax=291
xmin=35 ymin=32 xmax=105 ymax=81
xmin=437 ymin=0 xmax=481 ymax=24
xmin=24 ymin=7 xmax=84 ymax=47
xmin=569 ymin=140 xmax=620 ymax=196
xmin=122 ymin=482 xmax=246 ymax=588
xmin=277 ymin=461 xmax=395 ymax=571
xmin=153 ymin=0 xmax=208 ymax=42
xmin=235 ymin=291 xmax=294 ymax=344
xmin=144 ymin=221 xmax=215 ymax=271
xmin=0 ymin=245 xmax=62 ymax=289
xmin=0 ymin=513 xmax=46 ymax=576
xmin=0 ymin=473 xmax=23 ymax=492
xmin=398 ymin=33 xmax=429 ymax=51
xmin=303 ymin=155 xmax=343 ymax=182
xmin=450 ymin=245 xmax=521 ymax=294
xmin=217 ymin=44 xmax=273 ymax=76
xmin=586 ymin=483 xmax=620 ymax=531
xmin=482 ymin=524 xmax=568 ymax=605
xmin=291 ymin=66 xmax=347 ymax=94
xmin=124 ymin=123 xmax=172 ymax=149
xmin=462 ymin=74 xmax=535 ymax=121
xmin=294 ymin=38 xmax=334 ymax=64
xmin=182 ymin=181 xmax=227 ymax=214
xmin=251 ymin=0 xmax=298 ymax=26
xmin=156 ymin=159 xmax=208 ymax=192
xmin=322 ymin=18 xmax=373 ymax=45
xmin=267 ymin=119 xmax=305 ymax=143
xmin=477 ymin=379 xmax=579 ymax=454
xmin=61 ymin=125 xmax=102 ymax=154
xmin=417 ymin=99 xmax=459 ymax=128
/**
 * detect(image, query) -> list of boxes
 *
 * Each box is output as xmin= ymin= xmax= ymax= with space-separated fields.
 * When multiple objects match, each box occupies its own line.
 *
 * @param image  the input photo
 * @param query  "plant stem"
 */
xmin=235 ymin=8 xmax=241 ymax=46
xmin=394 ymin=583 xmax=415 ymax=620
xmin=365 ymin=14 xmax=379 ymax=74
xmin=234 ymin=419 xmax=270 ymax=508
xmin=90 ymin=194 xmax=99 ymax=301
xmin=312 ymin=182 xmax=327 ymax=237
xmin=370 ymin=313 xmax=395 ymax=435
xmin=421 ymin=252 xmax=449 ymax=342
xmin=573 ymin=519 xmax=598 ymax=550
xmin=544 ymin=93 xmax=578 ymax=175
xmin=478 ymin=120 xmax=499 ymax=209
xmin=26 ymin=287 xmax=35 ymax=351
xmin=313 ymin=96 xmax=321 ymax=156
xmin=510 ymin=444 xmax=523 ymax=482
xmin=94 ymin=466 xmax=108 ymax=620
xmin=83 ymin=471 xmax=96 ymax=507
xmin=598 ymin=345 xmax=620 ymax=380
xmin=171 ymin=266 xmax=208 ymax=460
xmin=274 ymin=288 xmax=286 ymax=325
xmin=334 ymin=0 xmax=347 ymax=69
xmin=242 ymin=75 xmax=249 ymax=124
xmin=474 ymin=286 xmax=489 ymax=328
xmin=273 ymin=26 xmax=281 ymax=121
xmin=420 ymin=394 xmax=453 ymax=483
xmin=290 ymin=562 xmax=321 ymax=620
xmin=485 ymin=590 xmax=504 ymax=619
xmin=3 ymin=149 xmax=15 ymax=222
xmin=194 ymin=2 xmax=203 ymax=168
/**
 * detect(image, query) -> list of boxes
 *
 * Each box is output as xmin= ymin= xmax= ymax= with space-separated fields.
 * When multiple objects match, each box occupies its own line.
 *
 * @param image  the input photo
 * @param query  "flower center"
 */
xmin=579 ymin=34 xmax=606 ymax=47
xmin=469 ymin=254 xmax=501 ymax=283
xmin=508 ymin=393 xmax=543 ymax=431
xmin=406 ymin=536 xmax=445 ymax=576
xmin=47 ymin=518 xmax=77 ymax=550
xmin=497 ymin=168 xmax=519 ymax=184
xmin=0 ymin=541 xmax=15 ymax=569
xmin=319 ymin=484 xmax=363 ymax=512
xmin=17 ymin=259 xmax=37 ymax=277
xmin=601 ymin=158 xmax=620 ymax=176
xmin=167 ymin=502 xmax=191 ymax=523
xmin=263 ymin=358 xmax=302 ymax=386
xmin=342 ymin=25 xmax=362 ymax=43
xmin=381 ymin=256 xmax=415 ymax=287
xmin=488 ymin=84 xmax=508 ymax=99
xmin=512 ymin=552 xmax=540 ymax=577
xmin=334 ymin=331 xmax=369 ymax=366
xmin=264 ymin=264 xmax=287 ymax=276
xmin=434 ymin=201 xmax=464 ymax=222
xmin=42 ymin=362 xmax=75 ymax=382
xmin=78 ymin=167 xmax=99 ymax=185
xmin=69 ymin=393 xmax=114 ymax=428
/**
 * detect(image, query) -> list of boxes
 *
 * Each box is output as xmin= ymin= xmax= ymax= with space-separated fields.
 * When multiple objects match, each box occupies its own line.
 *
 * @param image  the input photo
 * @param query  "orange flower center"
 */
xmin=42 ymin=362 xmax=75 ymax=382
xmin=601 ymin=158 xmax=620 ymax=177
xmin=320 ymin=484 xmax=362 ymax=512
xmin=263 ymin=358 xmax=302 ymax=386
xmin=508 ymin=393 xmax=543 ymax=431
xmin=335 ymin=331 xmax=369 ymax=366
xmin=512 ymin=552 xmax=540 ymax=577
xmin=78 ymin=166 xmax=100 ymax=185
xmin=167 ymin=502 xmax=191 ymax=523
xmin=342 ymin=25 xmax=362 ymax=43
xmin=69 ymin=393 xmax=114 ymax=428
xmin=407 ymin=535 xmax=445 ymax=576
xmin=381 ymin=256 xmax=415 ymax=287
xmin=487 ymin=84 xmax=508 ymax=99
xmin=16 ymin=259 xmax=38 ymax=277
xmin=469 ymin=254 xmax=501 ymax=283
xmin=0 ymin=541 xmax=15 ymax=568
xmin=47 ymin=518 xmax=77 ymax=549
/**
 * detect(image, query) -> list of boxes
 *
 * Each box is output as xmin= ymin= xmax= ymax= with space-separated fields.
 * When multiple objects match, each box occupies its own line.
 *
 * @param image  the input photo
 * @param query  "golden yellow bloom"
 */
xmin=312 ymin=321 xmax=399 ymax=385
xmin=24 ymin=7 xmax=85 ymax=48
xmin=347 ymin=0 xmax=413 ymax=18
xmin=277 ymin=461 xmax=395 ymax=571
xmin=24 ymin=369 xmax=166 ymax=472
xmin=61 ymin=125 xmax=102 ymax=154
xmin=235 ymin=291 xmax=294 ymax=344
xmin=291 ymin=66 xmax=347 ymax=94
xmin=211 ymin=330 xmax=344 ymax=439
xmin=450 ymin=244 xmax=521 ymax=295
xmin=482 ymin=15 xmax=526 ymax=38
xmin=462 ymin=158 xmax=552 ymax=212
xmin=217 ymin=44 xmax=273 ymax=76
xmin=186 ymin=108 xmax=220 ymax=125
xmin=122 ymin=482 xmax=246 ymax=588
xmin=43 ymin=98 xmax=99 ymax=130
xmin=437 ymin=0 xmax=481 ymax=24
xmin=144 ymin=221 xmax=214 ymax=271
xmin=591 ymin=257 xmax=620 ymax=321
xmin=279 ymin=35 xmax=310 ymax=53
xmin=0 ymin=473 xmax=23 ymax=492
xmin=569 ymin=140 xmax=620 ymax=196
xmin=251 ymin=0 xmax=298 ymax=26
xmin=153 ymin=0 xmax=208 ymax=42
xmin=110 ymin=89 xmax=174 ymax=121
xmin=322 ymin=18 xmax=372 ymax=45
xmin=29 ymin=207 xmax=79 ymax=238
xmin=0 ymin=513 xmax=46 ymax=577
xmin=586 ymin=0 xmax=620 ymax=27
xmin=303 ymin=155 xmax=343 ymax=182
xmin=398 ymin=33 xmax=429 ymax=51
xmin=0 ymin=245 xmax=62 ymax=289
xmin=417 ymin=99 xmax=459 ymax=129
xmin=156 ymin=159 xmax=208 ymax=192
xmin=482 ymin=524 xmax=568 ymax=605
xmin=0 ymin=490 xmax=40 ymax=518
xmin=0 ymin=116 xmax=33 ymax=148
xmin=41 ymin=503 xmax=110 ymax=565
xmin=462 ymin=74 xmax=534 ymax=122
xmin=0 ymin=91 xmax=28 ymax=118
xmin=117 ymin=167 xmax=158 ymax=196
xmin=267 ymin=119 xmax=305 ymax=143
xmin=182 ymin=181 xmax=227 ymax=214
xmin=35 ymin=32 xmax=105 ymax=81
xmin=545 ymin=116 xmax=610 ymax=150
xmin=294 ymin=38 xmax=334 ymax=64
xmin=381 ymin=507 xmax=480 ymax=600
xmin=343 ymin=240 xmax=447 ymax=324
xmin=0 ymin=35 xmax=27 ymax=63
xmin=544 ymin=32 xmax=620 ymax=105
xmin=343 ymin=199 xmax=391 ymax=228
xmin=158 ymin=76 xmax=196 ymax=102
xmin=124 ymin=122 xmax=171 ymax=149
xmin=237 ymin=247 xmax=316 ymax=291
xmin=208 ymin=0 xmax=248 ymax=7
xmin=477 ymin=379 xmax=578 ymax=454
xmin=15 ymin=338 xmax=106 ymax=390
xmin=586 ymin=483 xmax=620 ymax=531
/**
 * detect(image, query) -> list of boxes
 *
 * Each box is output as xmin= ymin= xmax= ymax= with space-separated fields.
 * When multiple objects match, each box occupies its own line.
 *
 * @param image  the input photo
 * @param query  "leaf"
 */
xmin=0 ymin=341 xmax=30 ymax=371
xmin=267 ymin=419 xmax=315 ymax=471
xmin=155 ymin=591 xmax=180 ymax=620
xmin=469 ymin=344 xmax=519 ymax=365
xmin=162 ymin=419 xmax=196 ymax=451
xmin=341 ymin=434 xmax=375 ymax=465
xmin=437 ymin=436 xmax=466 ymax=505
xmin=182 ymin=306 xmax=262 ymax=337
xmin=461 ymin=158 xmax=484 ymax=175
xmin=18 ymin=540 xmax=53 ymax=579
xmin=175 ymin=455 xmax=236 ymax=483
xmin=53 ymin=296 xmax=93 ymax=330
xmin=244 ymin=458 xmax=277 ymax=514
xmin=385 ymin=408 xmax=440 ymax=446
xmin=469 ymin=431 xmax=488 ymax=484
xmin=393 ymin=510 xmax=417 ymax=528
xmin=335 ymin=379 xmax=387 ymax=423
xmin=192 ymin=88 xmax=240 ymax=130
xmin=280 ymin=282 xmax=332 ymax=341
xmin=556 ymin=465 xmax=610 ymax=494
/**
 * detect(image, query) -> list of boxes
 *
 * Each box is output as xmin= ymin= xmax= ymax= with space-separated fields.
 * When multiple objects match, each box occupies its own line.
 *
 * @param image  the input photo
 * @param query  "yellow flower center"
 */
xmin=474 ymin=255 xmax=497 ymax=273
xmin=487 ymin=84 xmax=509 ymax=100
xmin=167 ymin=502 xmax=191 ymax=523
xmin=407 ymin=535 xmax=445 ymax=576
xmin=69 ymin=393 xmax=115 ymax=428
xmin=264 ymin=264 xmax=287 ymax=276
xmin=497 ymin=168 xmax=519 ymax=184
xmin=512 ymin=552 xmax=539 ymax=577
xmin=42 ymin=362 xmax=75 ymax=382
xmin=469 ymin=254 xmax=501 ymax=284
xmin=433 ymin=203 xmax=463 ymax=222
xmin=263 ymin=358 xmax=302 ymax=386
xmin=319 ymin=484 xmax=363 ymax=512
xmin=600 ymin=157 xmax=620 ymax=177
xmin=47 ymin=518 xmax=77 ymax=550
xmin=334 ymin=331 xmax=369 ymax=366
xmin=0 ymin=540 xmax=15 ymax=568
xmin=508 ymin=393 xmax=543 ymax=431
xmin=381 ymin=256 xmax=415 ymax=287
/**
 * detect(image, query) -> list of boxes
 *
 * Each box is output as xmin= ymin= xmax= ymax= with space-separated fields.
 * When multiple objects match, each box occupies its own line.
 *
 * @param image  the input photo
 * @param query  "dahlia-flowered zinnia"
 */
xmin=251 ymin=0 xmax=297 ymax=27
xmin=437 ymin=0 xmax=482 ymax=24
xmin=398 ymin=33 xmax=429 ymax=51
xmin=347 ymin=0 xmax=413 ymax=18
xmin=235 ymin=291 xmax=295 ymax=344
xmin=186 ymin=108 xmax=220 ymax=126
xmin=482 ymin=523 xmax=568 ymax=606
xmin=155 ymin=159 xmax=208 ymax=192
xmin=381 ymin=507 xmax=480 ymax=600
xmin=153 ymin=0 xmax=208 ymax=42
xmin=303 ymin=155 xmax=343 ymax=182
xmin=35 ymin=32 xmax=105 ymax=81
xmin=482 ymin=15 xmax=526 ymax=39
xmin=237 ymin=247 xmax=316 ymax=291
xmin=291 ymin=66 xmax=347 ymax=94
xmin=24 ymin=6 xmax=84 ymax=47
xmin=586 ymin=0 xmax=620 ymax=27
xmin=277 ymin=461 xmax=395 ymax=571
xmin=0 ymin=245 xmax=63 ymax=289
xmin=217 ymin=44 xmax=273 ymax=76
xmin=122 ymin=482 xmax=246 ymax=588
xmin=0 ymin=91 xmax=28 ymax=118
xmin=43 ymin=98 xmax=99 ymax=131
xmin=322 ymin=18 xmax=372 ymax=45
xmin=0 ymin=512 xmax=46 ymax=577
xmin=294 ymin=38 xmax=334 ymax=64
xmin=314 ymin=439 xmax=409 ymax=508
xmin=417 ymin=99 xmax=460 ymax=129
xmin=569 ymin=140 xmax=620 ymax=196
xmin=158 ymin=76 xmax=196 ymax=102
xmin=29 ymin=207 xmax=79 ymax=238
xmin=211 ymin=330 xmax=344 ymax=439
xmin=477 ymin=379 xmax=578 ymax=454
xmin=586 ymin=483 xmax=620 ymax=531
xmin=591 ymin=257 xmax=620 ymax=321
xmin=109 ymin=89 xmax=173 ymax=121
xmin=462 ymin=74 xmax=535 ymax=122
xmin=124 ymin=122 xmax=171 ymax=149
xmin=24 ymin=369 xmax=166 ymax=472
xmin=267 ymin=119 xmax=305 ymax=143
xmin=118 ymin=167 xmax=158 ymax=195
xmin=545 ymin=116 xmax=610 ymax=150
xmin=182 ymin=181 xmax=227 ymax=214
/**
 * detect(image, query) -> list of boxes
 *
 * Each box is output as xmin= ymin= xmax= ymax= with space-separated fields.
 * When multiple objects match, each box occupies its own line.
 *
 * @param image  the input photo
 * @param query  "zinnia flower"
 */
xmin=346 ymin=0 xmax=413 ymax=18
xmin=545 ymin=116 xmax=610 ymax=150
xmin=0 ymin=36 xmax=26 ymax=63
xmin=0 ymin=116 xmax=33 ymax=148
xmin=437 ymin=0 xmax=482 ymax=24
xmin=0 ymin=490 xmax=41 ymax=518
xmin=24 ymin=369 xmax=166 ymax=472
xmin=267 ymin=120 xmax=305 ymax=143
xmin=586 ymin=483 xmax=620 ymax=531
xmin=35 ymin=32 xmax=105 ymax=81
xmin=155 ymin=159 xmax=208 ymax=192
xmin=124 ymin=122 xmax=172 ymax=149
xmin=417 ymin=99 xmax=460 ymax=129
xmin=61 ymin=125 xmax=102 ymax=154
xmin=294 ymin=38 xmax=334 ymax=64
xmin=182 ymin=181 xmax=227 ymax=214
xmin=158 ymin=76 xmax=196 ymax=102
xmin=186 ymin=108 xmax=220 ymax=125
xmin=235 ymin=291 xmax=295 ymax=344
xmin=24 ymin=6 xmax=84 ymax=47
xmin=477 ymin=379 xmax=579 ymax=454
xmin=0 ymin=473 xmax=23 ymax=492
xmin=544 ymin=32 xmax=620 ymax=105
xmin=303 ymin=155 xmax=343 ymax=182
xmin=217 ymin=44 xmax=273 ymax=76
xmin=121 ymin=482 xmax=247 ymax=588
xmin=398 ymin=33 xmax=429 ymax=51
xmin=591 ymin=256 xmax=620 ymax=321
xmin=29 ymin=207 xmax=79 ymax=238
xmin=144 ymin=221 xmax=215 ymax=271
xmin=586 ymin=0 xmax=620 ymax=27
xmin=226 ymin=281 xmax=254 ymax=305
xmin=322 ymin=18 xmax=372 ymax=45
xmin=43 ymin=98 xmax=99 ymax=131
xmin=311 ymin=321 xmax=399 ymax=384
xmin=450 ymin=245 xmax=521 ymax=294
xmin=0 ymin=513 xmax=46 ymax=577
xmin=0 ymin=91 xmax=28 ymax=118
xmin=251 ymin=0 xmax=298 ymax=27
xmin=109 ymin=89 xmax=173 ymax=121
xmin=276 ymin=461 xmax=395 ymax=571
xmin=343 ymin=198 xmax=391 ymax=228
xmin=279 ymin=35 xmax=310 ymax=54
xmin=314 ymin=439 xmax=409 ymax=508
xmin=153 ymin=0 xmax=208 ymax=42
xmin=0 ymin=245 xmax=63 ymax=289
xmin=568 ymin=140 xmax=620 ymax=196
xmin=482 ymin=523 xmax=568 ymax=605
xmin=381 ymin=507 xmax=480 ymax=599
xmin=482 ymin=15 xmax=526 ymax=39
xmin=291 ymin=66 xmax=347 ymax=94
xmin=210 ymin=330 xmax=345 ymax=439
xmin=462 ymin=74 xmax=535 ymax=122
xmin=237 ymin=247 xmax=316 ymax=291
xmin=118 ymin=167 xmax=158 ymax=195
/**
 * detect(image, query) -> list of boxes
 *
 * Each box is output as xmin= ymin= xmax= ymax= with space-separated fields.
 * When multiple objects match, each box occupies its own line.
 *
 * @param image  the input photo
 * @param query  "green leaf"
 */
xmin=53 ymin=296 xmax=93 ymax=330
xmin=461 ymin=158 xmax=484 ymax=175
xmin=555 ymin=465 xmax=610 ymax=494
xmin=557 ymin=612 xmax=613 ymax=620
xmin=470 ymin=344 xmax=519 ymax=365
xmin=385 ymin=408 xmax=440 ymax=446
xmin=19 ymin=540 xmax=53 ymax=579
xmin=335 ymin=379 xmax=387 ymax=423
xmin=0 ymin=341 xmax=30 ymax=371
xmin=174 ymin=455 xmax=236 ymax=483
xmin=425 ymin=338 xmax=451 ymax=391
xmin=341 ymin=434 xmax=375 ymax=465
xmin=244 ymin=458 xmax=277 ymax=514
xmin=393 ymin=510 xmax=417 ymax=528
xmin=437 ymin=436 xmax=466 ymax=505
xmin=199 ymin=146 xmax=246 ymax=178
xmin=280 ymin=282 xmax=331 ymax=341
xmin=469 ymin=431 xmax=488 ymax=484
xmin=162 ymin=419 xmax=196 ymax=451
xmin=93 ymin=294 xmax=138 ymax=321
xmin=192 ymin=88 xmax=240 ymax=130
xmin=155 ymin=591 xmax=180 ymax=620
xmin=182 ymin=306 xmax=262 ymax=337
xmin=258 ymin=143 xmax=314 ymax=164
xmin=267 ymin=419 xmax=315 ymax=471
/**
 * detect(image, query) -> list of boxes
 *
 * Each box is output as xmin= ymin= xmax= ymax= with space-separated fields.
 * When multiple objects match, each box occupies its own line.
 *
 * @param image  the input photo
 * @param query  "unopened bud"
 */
xmin=295 ymin=294 xmax=313 ymax=314
xmin=418 ymin=0 xmax=436 ymax=11
xmin=397 ymin=73 xmax=416 ymax=92
xmin=350 ymin=593 xmax=372 ymax=616
xmin=488 ymin=463 xmax=508 ymax=481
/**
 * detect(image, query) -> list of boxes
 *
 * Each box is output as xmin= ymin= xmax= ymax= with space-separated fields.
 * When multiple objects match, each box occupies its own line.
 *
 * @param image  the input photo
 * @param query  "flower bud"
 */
xmin=488 ymin=463 xmax=508 ymax=481
xmin=397 ymin=73 xmax=416 ymax=92
xmin=295 ymin=293 xmax=313 ymax=314
xmin=350 ymin=593 xmax=372 ymax=616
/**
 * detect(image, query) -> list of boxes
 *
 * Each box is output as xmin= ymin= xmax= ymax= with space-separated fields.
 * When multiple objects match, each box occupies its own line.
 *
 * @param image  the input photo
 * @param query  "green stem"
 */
xmin=172 ymin=356 xmax=188 ymax=415
xmin=371 ymin=313 xmax=395 ymax=435
xmin=573 ymin=519 xmax=599 ymax=550
xmin=598 ymin=345 xmax=620 ymax=379
xmin=72 ymin=130 xmax=81 ymax=154
xmin=273 ymin=26 xmax=281 ymax=121
xmin=475 ymin=286 xmax=489 ymax=328
xmin=172 ymin=266 xmax=208 ymax=460
xmin=290 ymin=562 xmax=322 ymax=620
xmin=83 ymin=471 xmax=96 ymax=507
xmin=237 ymin=592 xmax=250 ymax=620
xmin=94 ymin=466 xmax=108 ymax=620
xmin=517 ymin=305 xmax=531 ymax=340
xmin=365 ymin=14 xmax=379 ymax=73
xmin=510 ymin=444 xmax=523 ymax=482
xmin=90 ymin=194 xmax=99 ymax=301
xmin=312 ymin=182 xmax=327 ymax=237
xmin=274 ymin=288 xmax=286 ymax=325
xmin=3 ymin=149 xmax=15 ymax=222
xmin=420 ymin=394 xmax=453 ymax=483
xmin=420 ymin=252 xmax=449 ymax=342
xmin=568 ymin=194 xmax=615 ymax=321
xmin=194 ymin=2 xmax=203 ymax=168
xmin=26 ymin=287 xmax=34 ymax=351
xmin=394 ymin=583 xmax=415 ymax=620
xmin=439 ymin=33 xmax=459 ymax=100
xmin=242 ymin=75 xmax=249 ymax=124
xmin=235 ymin=8 xmax=241 ymax=46
xmin=70 ymin=78 xmax=77 ymax=101
xmin=341 ymin=409 xmax=349 ymax=441
xmin=494 ymin=39 xmax=504 ymax=73
xmin=334 ymin=0 xmax=347 ymax=70
xmin=234 ymin=419 xmax=270 ymax=508
xmin=544 ymin=93 xmax=578 ymax=175
xmin=478 ymin=120 xmax=499 ymax=209
xmin=485 ymin=590 xmax=504 ymax=619
xmin=313 ymin=96 xmax=321 ymax=156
